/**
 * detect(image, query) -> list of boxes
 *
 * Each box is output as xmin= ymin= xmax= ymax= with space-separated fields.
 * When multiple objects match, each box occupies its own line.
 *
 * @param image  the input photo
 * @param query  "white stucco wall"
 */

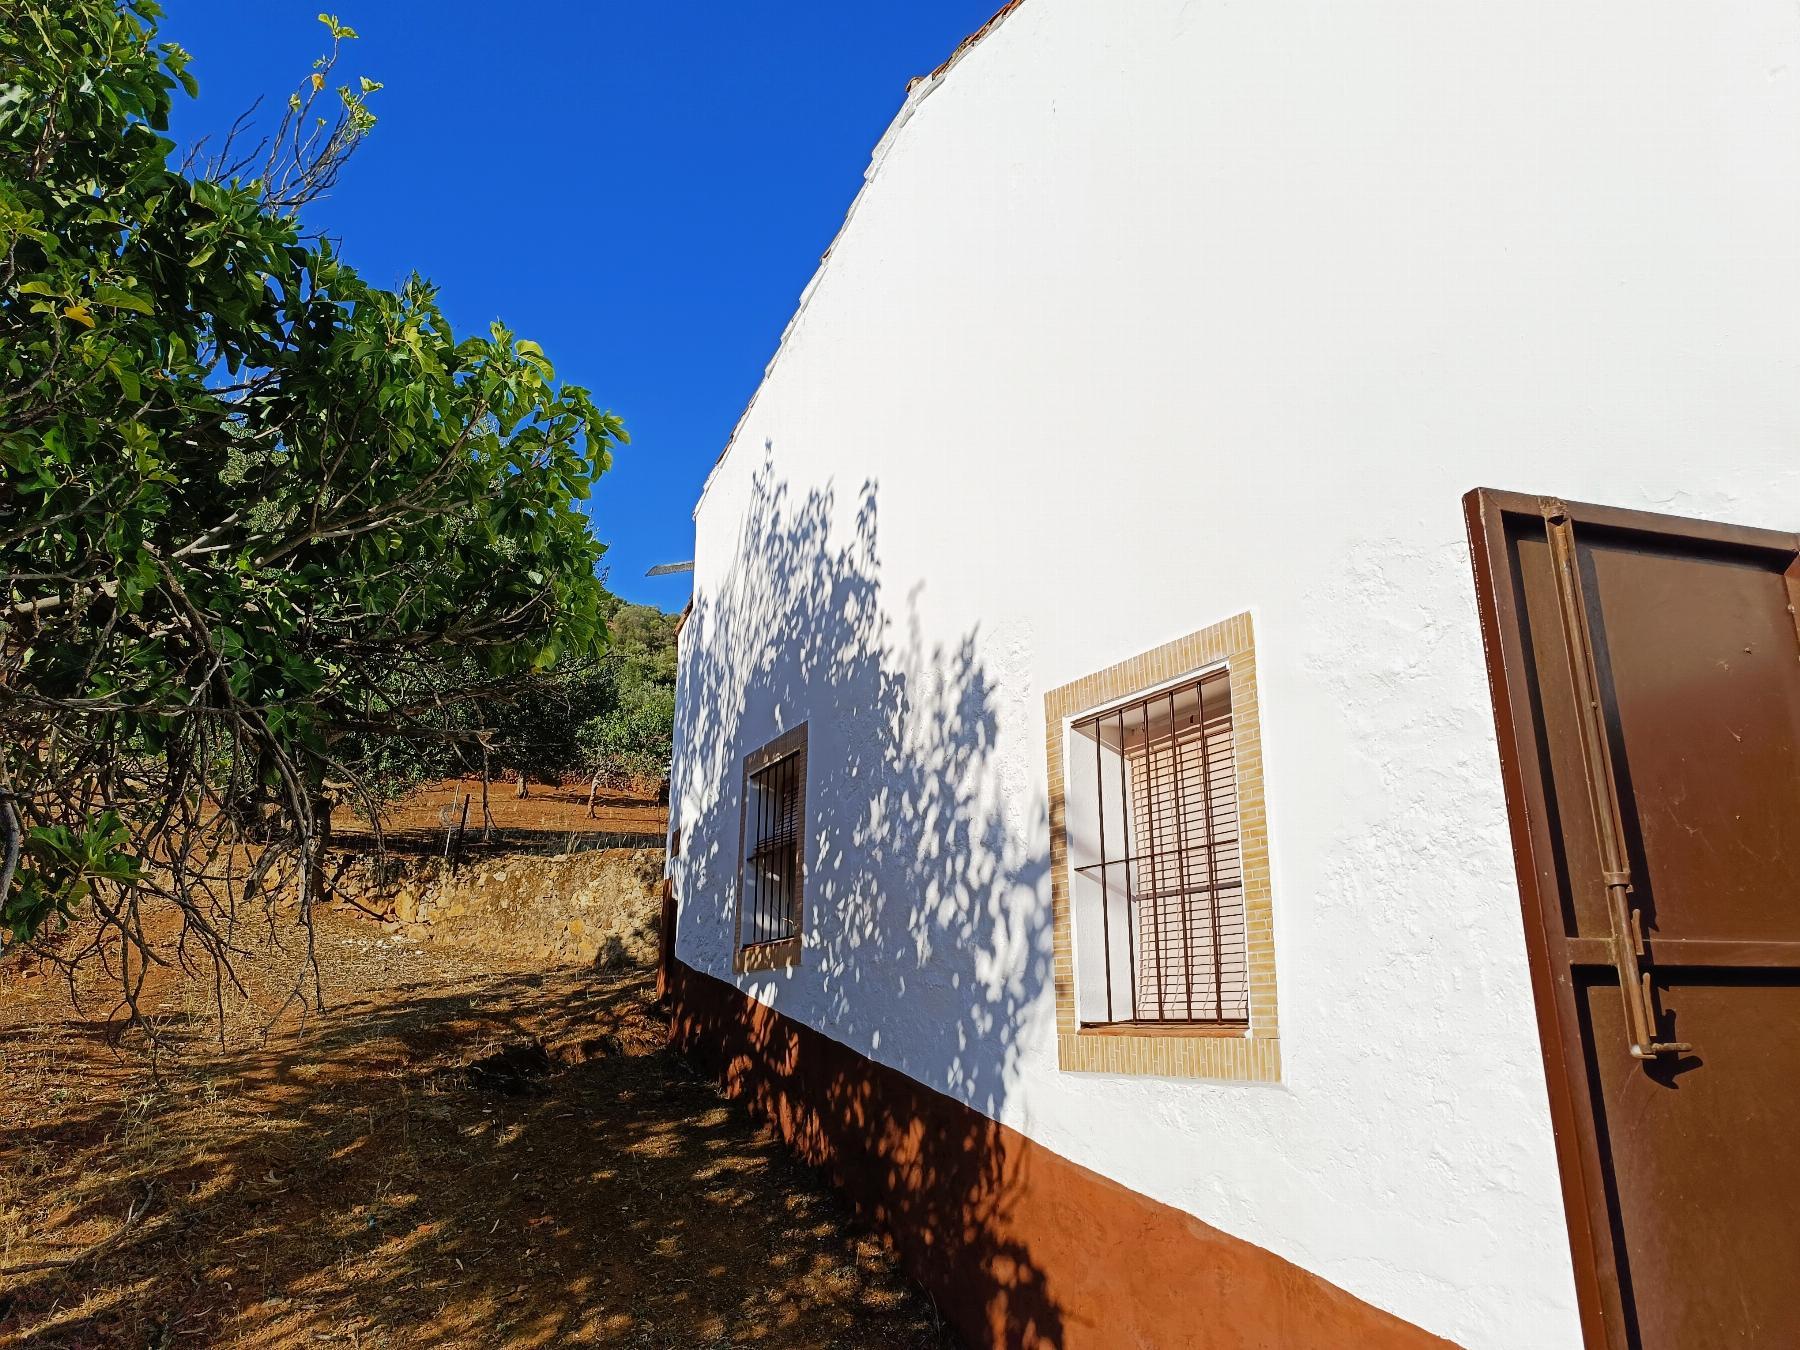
xmin=666 ymin=3 xmax=1800 ymax=1346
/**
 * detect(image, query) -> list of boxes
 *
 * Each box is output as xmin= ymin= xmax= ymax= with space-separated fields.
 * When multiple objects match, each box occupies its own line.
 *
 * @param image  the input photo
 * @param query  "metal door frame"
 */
xmin=1462 ymin=487 xmax=1800 ymax=1350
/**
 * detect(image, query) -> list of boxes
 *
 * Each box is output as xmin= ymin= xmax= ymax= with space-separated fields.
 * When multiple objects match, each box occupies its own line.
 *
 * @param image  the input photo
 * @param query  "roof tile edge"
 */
xmin=913 ymin=0 xmax=1029 ymax=91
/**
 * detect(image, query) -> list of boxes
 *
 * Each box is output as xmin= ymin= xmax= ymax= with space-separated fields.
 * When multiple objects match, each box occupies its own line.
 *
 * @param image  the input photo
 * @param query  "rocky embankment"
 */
xmin=332 ymin=849 xmax=665 ymax=968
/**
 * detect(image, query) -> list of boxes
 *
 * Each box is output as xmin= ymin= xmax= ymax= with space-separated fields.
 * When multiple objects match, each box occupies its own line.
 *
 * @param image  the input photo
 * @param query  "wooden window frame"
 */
xmin=1045 ymin=614 xmax=1281 ymax=1081
xmin=732 ymin=723 xmax=808 ymax=973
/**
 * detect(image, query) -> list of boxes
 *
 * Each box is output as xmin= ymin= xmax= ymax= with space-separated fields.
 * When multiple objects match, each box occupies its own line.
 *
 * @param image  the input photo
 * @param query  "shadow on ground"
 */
xmin=0 ymin=909 xmax=953 ymax=1348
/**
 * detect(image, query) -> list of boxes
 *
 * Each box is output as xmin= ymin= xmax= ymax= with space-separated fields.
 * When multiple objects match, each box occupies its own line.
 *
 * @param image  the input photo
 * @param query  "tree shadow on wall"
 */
xmin=671 ymin=452 xmax=1063 ymax=1347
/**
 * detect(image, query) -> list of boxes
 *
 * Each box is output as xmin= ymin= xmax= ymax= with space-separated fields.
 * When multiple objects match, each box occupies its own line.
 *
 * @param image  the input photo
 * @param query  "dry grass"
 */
xmin=0 ymin=904 xmax=951 ymax=1348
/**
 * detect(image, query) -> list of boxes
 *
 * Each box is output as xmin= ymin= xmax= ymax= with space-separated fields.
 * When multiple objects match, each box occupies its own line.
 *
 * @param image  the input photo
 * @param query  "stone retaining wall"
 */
xmin=333 ymin=848 xmax=665 ymax=968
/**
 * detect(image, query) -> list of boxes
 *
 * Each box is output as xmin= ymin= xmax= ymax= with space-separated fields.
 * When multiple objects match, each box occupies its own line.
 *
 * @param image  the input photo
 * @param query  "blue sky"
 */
xmin=163 ymin=1 xmax=1004 ymax=611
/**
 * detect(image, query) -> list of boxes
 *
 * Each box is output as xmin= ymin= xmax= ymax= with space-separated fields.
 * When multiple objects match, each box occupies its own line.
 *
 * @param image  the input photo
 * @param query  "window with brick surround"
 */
xmin=1069 ymin=672 xmax=1247 ymax=1026
xmin=1046 ymin=613 xmax=1280 ymax=1080
xmin=733 ymin=724 xmax=807 ymax=972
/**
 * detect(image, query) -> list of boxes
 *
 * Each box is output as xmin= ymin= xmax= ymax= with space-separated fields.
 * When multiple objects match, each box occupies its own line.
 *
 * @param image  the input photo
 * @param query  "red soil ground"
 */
xmin=0 ymin=900 xmax=951 ymax=1348
xmin=333 ymin=779 xmax=669 ymax=857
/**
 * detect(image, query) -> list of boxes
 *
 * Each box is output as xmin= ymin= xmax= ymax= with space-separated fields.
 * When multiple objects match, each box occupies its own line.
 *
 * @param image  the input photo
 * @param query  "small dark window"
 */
xmin=1072 ymin=672 xmax=1247 ymax=1025
xmin=738 ymin=731 xmax=806 ymax=955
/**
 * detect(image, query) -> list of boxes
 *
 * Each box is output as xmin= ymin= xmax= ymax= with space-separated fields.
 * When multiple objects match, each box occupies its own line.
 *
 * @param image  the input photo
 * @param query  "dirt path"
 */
xmin=0 ymin=909 xmax=951 ymax=1348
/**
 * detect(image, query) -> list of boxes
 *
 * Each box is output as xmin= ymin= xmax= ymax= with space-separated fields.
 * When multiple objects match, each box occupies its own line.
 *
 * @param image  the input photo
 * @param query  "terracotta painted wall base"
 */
xmin=665 ymin=958 xmax=1456 ymax=1349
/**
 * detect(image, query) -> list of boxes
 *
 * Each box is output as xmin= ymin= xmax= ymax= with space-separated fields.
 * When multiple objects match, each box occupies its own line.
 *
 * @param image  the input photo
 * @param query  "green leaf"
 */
xmin=93 ymin=283 xmax=153 ymax=314
xmin=111 ymin=363 xmax=141 ymax=402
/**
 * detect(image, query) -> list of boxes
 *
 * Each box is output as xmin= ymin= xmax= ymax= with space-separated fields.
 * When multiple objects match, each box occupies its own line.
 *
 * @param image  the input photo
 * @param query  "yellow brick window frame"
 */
xmin=1044 ymin=613 xmax=1281 ymax=1082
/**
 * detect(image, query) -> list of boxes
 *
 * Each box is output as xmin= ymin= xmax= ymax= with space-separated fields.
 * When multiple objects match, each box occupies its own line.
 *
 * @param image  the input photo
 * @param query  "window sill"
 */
xmin=735 ymin=937 xmax=801 ymax=974
xmin=1078 ymin=1021 xmax=1250 ymax=1039
xmin=1058 ymin=1027 xmax=1281 ymax=1082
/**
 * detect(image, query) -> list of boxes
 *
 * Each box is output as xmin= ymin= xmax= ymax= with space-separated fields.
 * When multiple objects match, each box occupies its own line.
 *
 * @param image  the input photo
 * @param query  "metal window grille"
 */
xmin=741 ymin=747 xmax=803 ymax=948
xmin=1073 ymin=671 xmax=1248 ymax=1025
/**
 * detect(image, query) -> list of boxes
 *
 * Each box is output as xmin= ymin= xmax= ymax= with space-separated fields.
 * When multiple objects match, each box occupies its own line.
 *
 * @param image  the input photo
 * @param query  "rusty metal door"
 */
xmin=1465 ymin=489 xmax=1800 ymax=1350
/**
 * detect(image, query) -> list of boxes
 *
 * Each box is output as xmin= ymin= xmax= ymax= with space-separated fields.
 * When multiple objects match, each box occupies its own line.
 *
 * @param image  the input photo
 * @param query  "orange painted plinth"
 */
xmin=666 ymin=959 xmax=1454 ymax=1349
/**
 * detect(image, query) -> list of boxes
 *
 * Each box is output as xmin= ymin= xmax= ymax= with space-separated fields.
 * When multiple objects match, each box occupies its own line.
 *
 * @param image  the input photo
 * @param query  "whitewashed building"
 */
xmin=663 ymin=3 xmax=1800 ymax=1347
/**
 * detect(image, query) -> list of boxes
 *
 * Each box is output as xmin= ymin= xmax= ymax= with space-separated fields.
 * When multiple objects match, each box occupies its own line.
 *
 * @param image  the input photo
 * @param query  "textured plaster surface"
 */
xmin=668 ymin=2 xmax=1800 ymax=1346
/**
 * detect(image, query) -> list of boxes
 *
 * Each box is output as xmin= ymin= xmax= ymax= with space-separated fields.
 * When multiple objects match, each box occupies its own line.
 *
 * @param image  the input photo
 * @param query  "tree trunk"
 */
xmin=306 ymin=792 xmax=333 ymax=906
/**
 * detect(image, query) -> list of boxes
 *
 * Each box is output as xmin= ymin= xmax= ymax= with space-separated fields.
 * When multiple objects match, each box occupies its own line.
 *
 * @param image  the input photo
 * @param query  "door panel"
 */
xmin=1466 ymin=489 xmax=1800 ymax=1350
xmin=1578 ymin=974 xmax=1800 ymax=1347
xmin=1583 ymin=536 xmax=1800 ymax=945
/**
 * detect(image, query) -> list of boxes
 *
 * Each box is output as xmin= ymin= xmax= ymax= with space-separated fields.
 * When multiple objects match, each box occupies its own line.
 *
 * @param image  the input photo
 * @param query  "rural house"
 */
xmin=663 ymin=2 xmax=1800 ymax=1346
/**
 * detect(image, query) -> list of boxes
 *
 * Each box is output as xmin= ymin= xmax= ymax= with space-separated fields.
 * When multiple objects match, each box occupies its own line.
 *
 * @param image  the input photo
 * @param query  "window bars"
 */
xmin=740 ymin=745 xmax=804 ymax=949
xmin=1073 ymin=671 xmax=1248 ymax=1025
